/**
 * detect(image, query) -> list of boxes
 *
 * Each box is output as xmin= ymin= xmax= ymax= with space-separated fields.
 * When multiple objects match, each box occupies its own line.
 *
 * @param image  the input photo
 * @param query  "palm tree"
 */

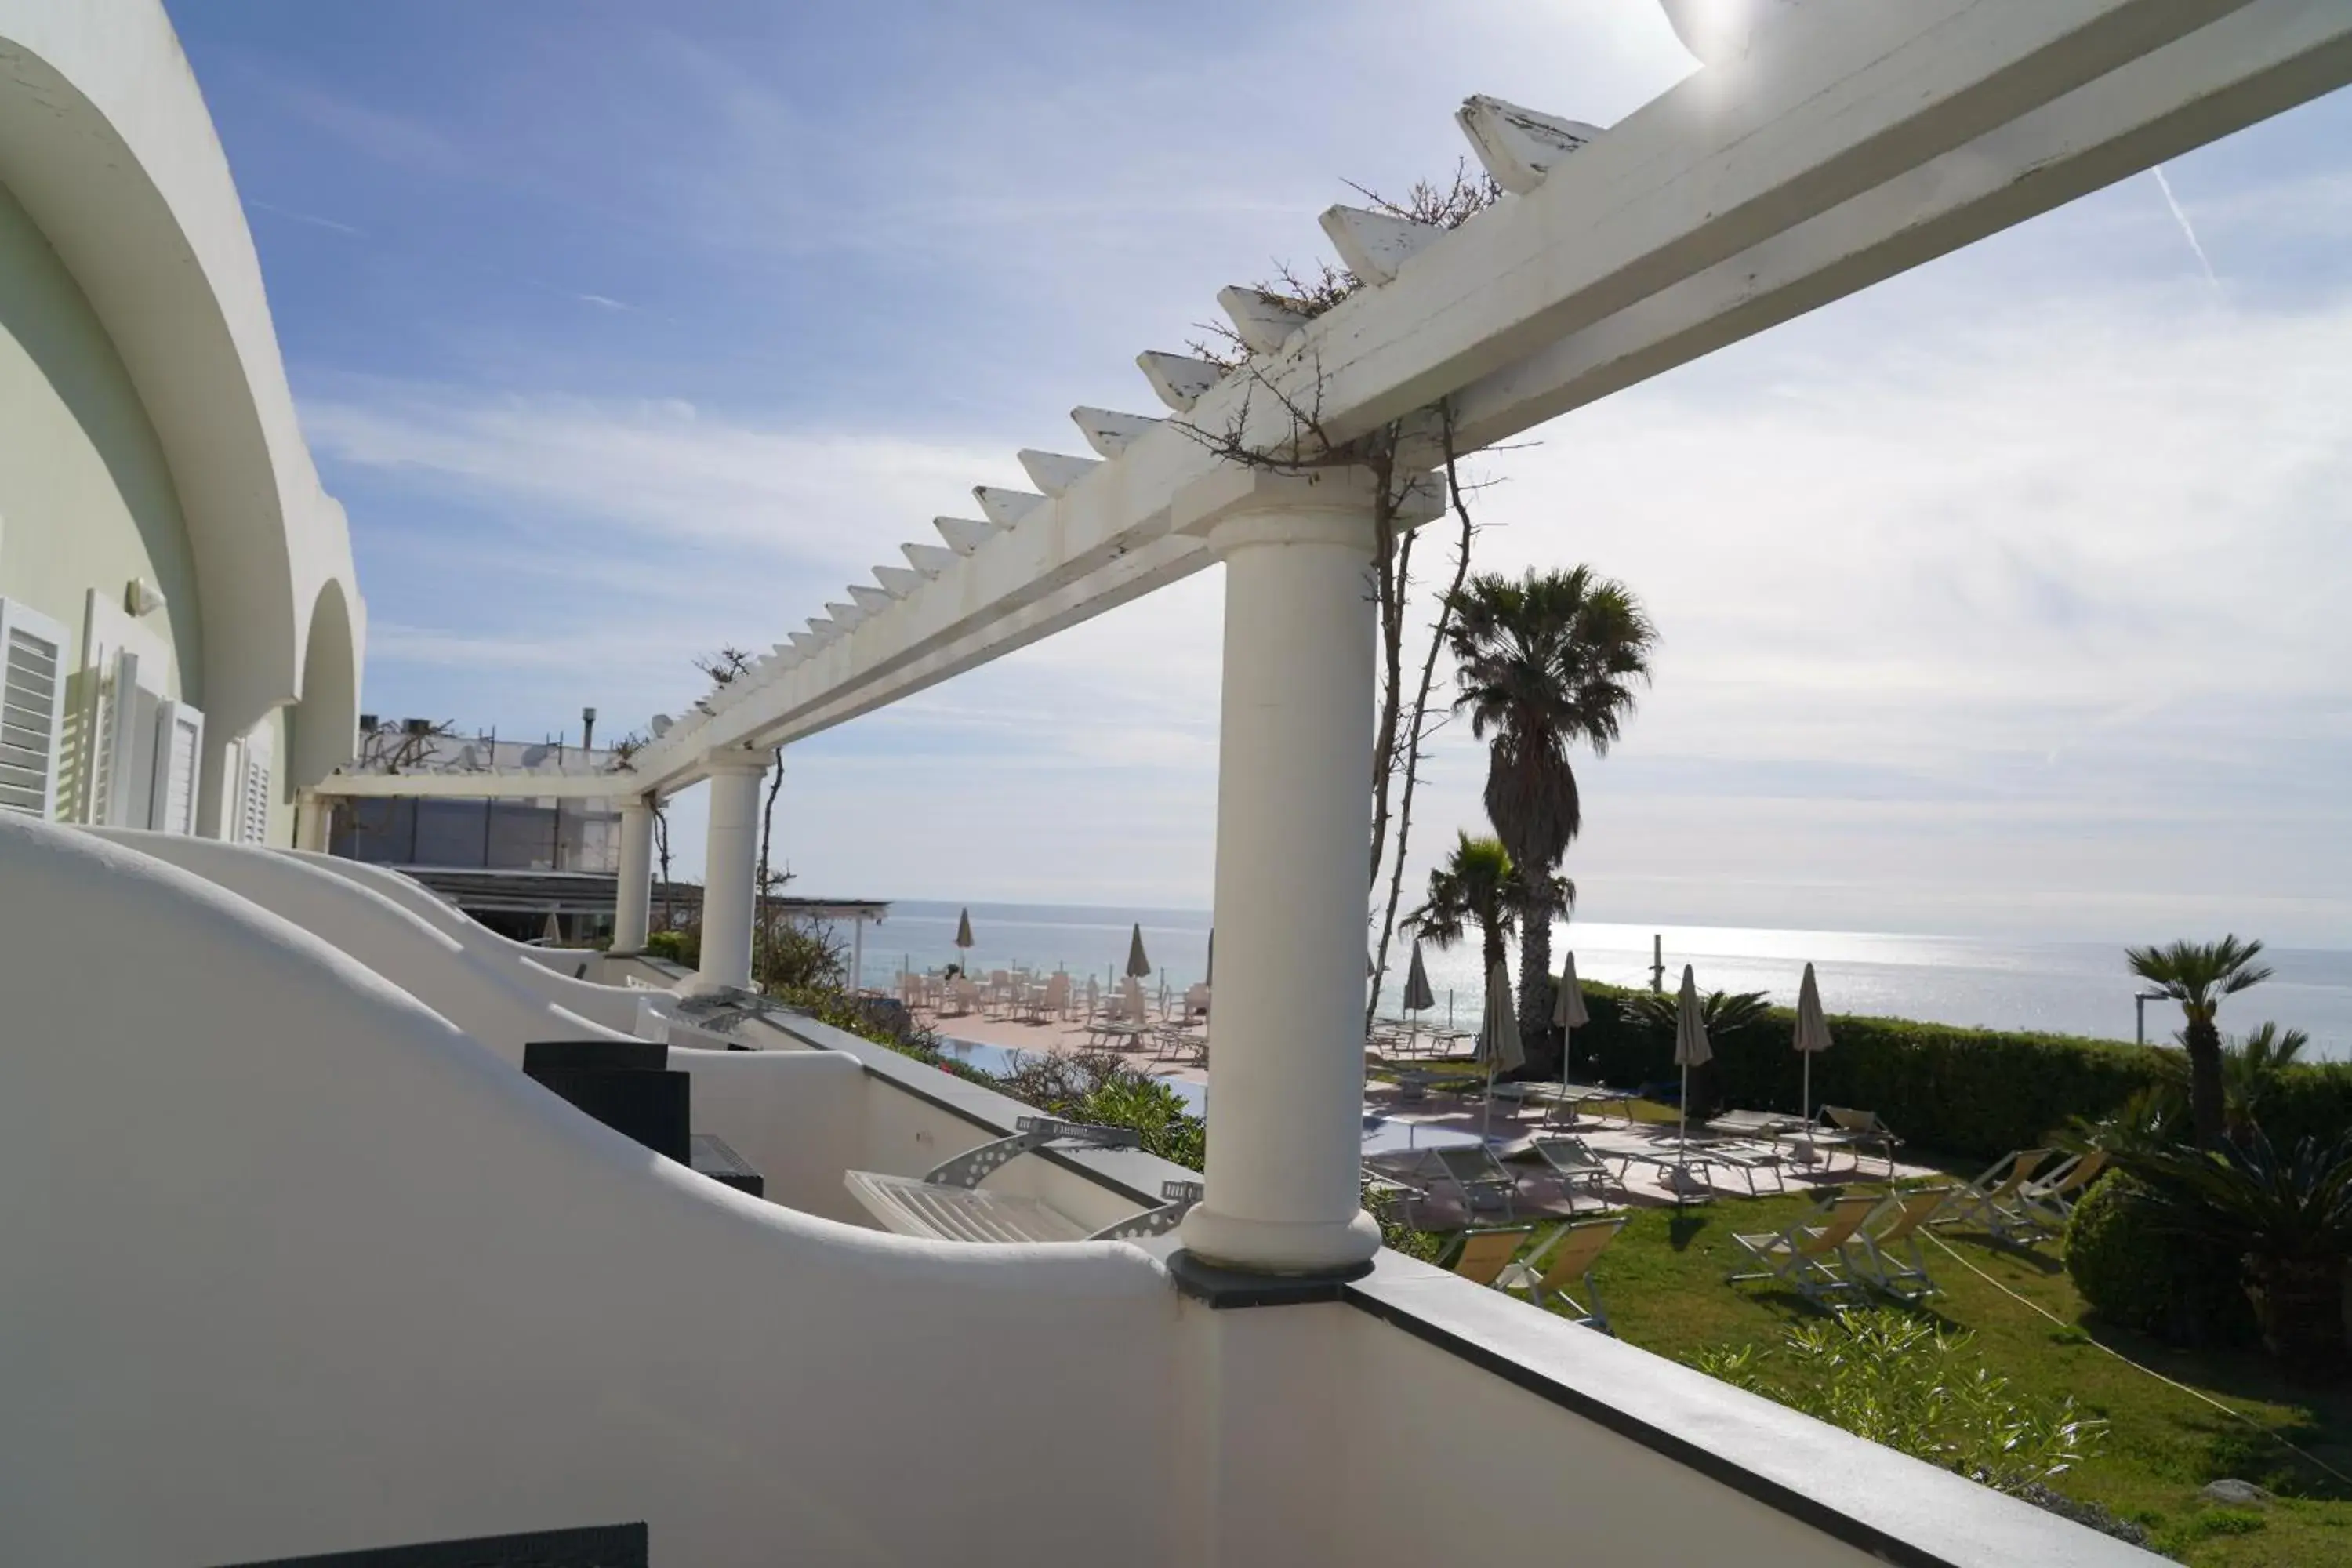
xmin=1446 ymin=567 xmax=1656 ymax=1026
xmin=1410 ymin=833 xmax=1518 ymax=986
xmin=2126 ymin=936 xmax=2272 ymax=1148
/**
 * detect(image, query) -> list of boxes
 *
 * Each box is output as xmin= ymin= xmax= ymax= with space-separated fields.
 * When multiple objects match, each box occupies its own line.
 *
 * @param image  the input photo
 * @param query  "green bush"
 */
xmin=2066 ymin=1173 xmax=2182 ymax=1332
xmin=1689 ymin=1308 xmax=2106 ymax=1496
xmin=1568 ymin=981 xmax=2352 ymax=1163
xmin=2063 ymin=1171 xmax=2256 ymax=1347
xmin=642 ymin=927 xmax=695 ymax=964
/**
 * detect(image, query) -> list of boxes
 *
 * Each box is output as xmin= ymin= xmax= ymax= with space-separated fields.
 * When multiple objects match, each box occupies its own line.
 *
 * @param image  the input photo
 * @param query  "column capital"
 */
xmin=1172 ymin=463 xmax=1445 ymax=554
xmin=698 ymin=746 xmax=776 ymax=777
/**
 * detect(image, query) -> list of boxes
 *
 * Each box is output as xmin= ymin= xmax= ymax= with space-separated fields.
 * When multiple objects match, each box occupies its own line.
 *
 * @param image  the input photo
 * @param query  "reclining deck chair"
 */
xmin=1447 ymin=1225 xmax=1537 ymax=1287
xmin=1522 ymin=1134 xmax=1614 ymax=1209
xmin=1417 ymin=1143 xmax=1523 ymax=1223
xmin=1497 ymin=1216 xmax=1626 ymax=1330
xmin=1728 ymin=1192 xmax=1882 ymax=1306
xmin=1936 ymin=1148 xmax=2057 ymax=1243
xmin=1812 ymin=1106 xmax=1901 ymax=1175
xmin=845 ymin=1118 xmax=1200 ymax=1243
xmin=2018 ymin=1149 xmax=2108 ymax=1233
xmin=1842 ymin=1186 xmax=1955 ymax=1301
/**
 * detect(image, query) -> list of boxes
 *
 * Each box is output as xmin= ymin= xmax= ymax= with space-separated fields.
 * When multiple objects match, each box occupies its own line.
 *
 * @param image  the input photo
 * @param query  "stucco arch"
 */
xmin=0 ymin=0 xmax=363 ymax=832
xmin=289 ymin=578 xmax=359 ymax=797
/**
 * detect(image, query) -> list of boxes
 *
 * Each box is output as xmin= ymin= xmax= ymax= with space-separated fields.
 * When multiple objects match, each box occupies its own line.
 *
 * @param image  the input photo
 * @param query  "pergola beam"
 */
xmin=618 ymin=0 xmax=2344 ymax=798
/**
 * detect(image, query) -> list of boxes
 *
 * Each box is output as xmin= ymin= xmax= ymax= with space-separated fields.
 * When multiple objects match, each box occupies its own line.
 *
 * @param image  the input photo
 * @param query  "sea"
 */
xmin=851 ymin=901 xmax=2352 ymax=1062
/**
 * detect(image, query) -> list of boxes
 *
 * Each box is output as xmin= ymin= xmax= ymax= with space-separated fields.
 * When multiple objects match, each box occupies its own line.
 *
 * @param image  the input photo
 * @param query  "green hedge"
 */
xmin=1563 ymin=982 xmax=2352 ymax=1163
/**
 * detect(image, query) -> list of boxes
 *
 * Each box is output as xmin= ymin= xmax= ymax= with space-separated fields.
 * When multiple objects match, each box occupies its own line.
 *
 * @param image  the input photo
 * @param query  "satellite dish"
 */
xmin=649 ymin=714 xmax=673 ymax=738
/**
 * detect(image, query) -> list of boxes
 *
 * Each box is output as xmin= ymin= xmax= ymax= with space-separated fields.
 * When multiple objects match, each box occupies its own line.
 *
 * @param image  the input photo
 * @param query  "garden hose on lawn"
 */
xmin=1922 ymin=1231 xmax=2351 ymax=1491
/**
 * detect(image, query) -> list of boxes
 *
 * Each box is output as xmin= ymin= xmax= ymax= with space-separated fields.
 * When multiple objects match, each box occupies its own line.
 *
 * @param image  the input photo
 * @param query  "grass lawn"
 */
xmin=1497 ymin=1181 xmax=2352 ymax=1565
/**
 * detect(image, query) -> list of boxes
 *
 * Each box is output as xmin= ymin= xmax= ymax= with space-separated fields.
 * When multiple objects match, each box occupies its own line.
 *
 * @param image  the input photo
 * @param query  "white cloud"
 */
xmin=306 ymin=384 xmax=1019 ymax=564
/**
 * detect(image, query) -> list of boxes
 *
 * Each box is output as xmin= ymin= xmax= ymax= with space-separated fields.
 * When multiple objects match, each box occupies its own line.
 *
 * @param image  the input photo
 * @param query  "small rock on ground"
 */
xmin=2199 ymin=1478 xmax=2272 ymax=1506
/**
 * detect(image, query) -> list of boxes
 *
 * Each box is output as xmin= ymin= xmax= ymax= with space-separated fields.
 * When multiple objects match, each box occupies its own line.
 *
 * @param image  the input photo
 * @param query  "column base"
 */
xmin=1175 ymin=1205 xmax=1382 ymax=1278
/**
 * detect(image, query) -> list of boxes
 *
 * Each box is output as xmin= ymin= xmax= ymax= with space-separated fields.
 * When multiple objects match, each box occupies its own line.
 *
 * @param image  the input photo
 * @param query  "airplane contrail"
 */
xmin=2151 ymin=163 xmax=2221 ymax=293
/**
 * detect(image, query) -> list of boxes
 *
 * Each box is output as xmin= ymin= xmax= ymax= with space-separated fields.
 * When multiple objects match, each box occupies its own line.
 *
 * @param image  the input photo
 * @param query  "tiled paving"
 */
xmin=904 ymin=1001 xmax=1939 ymax=1225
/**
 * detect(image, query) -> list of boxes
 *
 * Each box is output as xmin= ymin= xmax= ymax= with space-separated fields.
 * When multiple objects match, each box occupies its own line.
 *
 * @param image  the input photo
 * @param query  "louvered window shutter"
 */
xmin=0 ymin=598 xmax=70 ymax=819
xmin=237 ymin=721 xmax=274 ymax=844
xmin=100 ymin=648 xmax=154 ymax=827
xmin=149 ymin=699 xmax=205 ymax=835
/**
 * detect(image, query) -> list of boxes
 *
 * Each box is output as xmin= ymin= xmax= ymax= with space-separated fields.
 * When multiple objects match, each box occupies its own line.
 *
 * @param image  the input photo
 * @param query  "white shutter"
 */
xmin=0 ymin=597 xmax=70 ymax=819
xmin=149 ymin=699 xmax=204 ymax=835
xmin=102 ymin=648 xmax=156 ymax=828
xmin=237 ymin=720 xmax=274 ymax=844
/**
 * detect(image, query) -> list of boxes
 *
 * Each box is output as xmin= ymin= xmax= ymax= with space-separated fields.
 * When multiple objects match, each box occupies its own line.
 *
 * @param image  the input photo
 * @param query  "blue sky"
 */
xmin=168 ymin=2 xmax=2352 ymax=942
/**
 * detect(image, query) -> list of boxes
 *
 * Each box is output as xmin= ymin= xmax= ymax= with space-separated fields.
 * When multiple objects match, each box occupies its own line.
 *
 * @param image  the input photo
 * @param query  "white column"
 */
xmin=612 ymin=800 xmax=655 ymax=954
xmin=1176 ymin=468 xmax=1425 ymax=1276
xmin=691 ymin=752 xmax=771 ymax=994
xmin=293 ymin=793 xmax=332 ymax=852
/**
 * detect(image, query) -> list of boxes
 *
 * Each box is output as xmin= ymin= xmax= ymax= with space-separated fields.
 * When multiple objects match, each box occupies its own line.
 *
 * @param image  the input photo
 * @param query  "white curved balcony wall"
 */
xmin=292 ymin=849 xmax=651 ymax=1033
xmin=89 ymin=828 xmax=630 ymax=1061
xmin=92 ymin=830 xmax=1033 ymax=1227
xmin=1 ymin=817 xmax=1178 ymax=1566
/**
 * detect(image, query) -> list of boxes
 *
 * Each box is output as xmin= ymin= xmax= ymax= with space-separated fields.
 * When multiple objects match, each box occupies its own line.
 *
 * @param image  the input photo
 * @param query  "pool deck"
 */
xmin=902 ymin=1001 xmax=1940 ymax=1223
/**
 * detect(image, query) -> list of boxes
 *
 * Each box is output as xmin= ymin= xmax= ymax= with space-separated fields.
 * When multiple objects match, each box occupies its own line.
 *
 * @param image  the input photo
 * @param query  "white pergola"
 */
xmin=312 ymin=0 xmax=2352 ymax=1275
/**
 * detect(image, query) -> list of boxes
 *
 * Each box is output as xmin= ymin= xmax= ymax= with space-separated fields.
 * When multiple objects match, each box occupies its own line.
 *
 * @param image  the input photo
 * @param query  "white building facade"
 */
xmin=0 ymin=0 xmax=364 ymax=849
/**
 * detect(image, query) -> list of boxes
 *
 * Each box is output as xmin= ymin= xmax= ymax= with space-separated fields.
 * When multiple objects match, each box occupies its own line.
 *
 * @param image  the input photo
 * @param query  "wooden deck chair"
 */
xmin=2018 ymin=1149 xmax=2108 ymax=1232
xmin=1935 ymin=1149 xmax=2056 ymax=1242
xmin=1498 ymin=1217 xmax=1625 ymax=1330
xmin=1447 ymin=1225 xmax=1537 ymax=1287
xmin=1727 ymin=1192 xmax=1881 ymax=1305
xmin=1842 ymin=1186 xmax=1955 ymax=1301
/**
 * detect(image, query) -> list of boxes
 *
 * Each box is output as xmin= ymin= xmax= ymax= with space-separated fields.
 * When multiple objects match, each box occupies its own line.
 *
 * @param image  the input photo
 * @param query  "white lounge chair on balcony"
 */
xmin=844 ymin=1118 xmax=1201 ymax=1244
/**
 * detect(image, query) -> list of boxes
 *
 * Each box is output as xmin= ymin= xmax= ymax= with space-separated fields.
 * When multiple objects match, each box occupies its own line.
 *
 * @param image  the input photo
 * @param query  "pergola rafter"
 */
xmin=312 ymin=0 xmax=2350 ymax=811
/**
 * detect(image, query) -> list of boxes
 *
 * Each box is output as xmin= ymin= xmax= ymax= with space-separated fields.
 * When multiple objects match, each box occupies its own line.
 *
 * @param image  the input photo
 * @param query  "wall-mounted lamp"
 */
xmin=125 ymin=577 xmax=167 ymax=617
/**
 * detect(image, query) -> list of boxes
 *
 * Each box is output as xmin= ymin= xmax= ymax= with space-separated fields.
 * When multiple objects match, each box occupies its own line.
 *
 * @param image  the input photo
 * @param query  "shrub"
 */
xmin=2129 ymin=1131 xmax=2352 ymax=1370
xmin=1689 ymin=1307 xmax=2106 ymax=1495
xmin=1570 ymin=981 xmax=2352 ymax=1163
xmin=2064 ymin=1171 xmax=2255 ymax=1347
xmin=2066 ymin=1173 xmax=2182 ymax=1332
xmin=643 ymin=927 xmax=695 ymax=964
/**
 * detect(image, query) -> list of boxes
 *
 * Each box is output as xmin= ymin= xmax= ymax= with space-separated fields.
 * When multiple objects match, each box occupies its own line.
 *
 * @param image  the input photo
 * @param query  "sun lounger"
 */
xmin=1447 ymin=1225 xmax=1537 ymax=1287
xmin=1497 ymin=1217 xmax=1625 ymax=1329
xmin=2017 ymin=1149 xmax=2108 ymax=1232
xmin=1936 ymin=1148 xmax=2058 ymax=1243
xmin=1811 ymin=1106 xmax=1900 ymax=1174
xmin=1703 ymin=1142 xmax=1788 ymax=1197
xmin=1842 ymin=1186 xmax=1955 ymax=1301
xmin=1537 ymin=1084 xmax=1637 ymax=1130
xmin=1414 ymin=1144 xmax=1522 ymax=1223
xmin=843 ymin=1118 xmax=1200 ymax=1243
xmin=1727 ymin=1192 xmax=1882 ymax=1305
xmin=1520 ymin=1134 xmax=1614 ymax=1209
